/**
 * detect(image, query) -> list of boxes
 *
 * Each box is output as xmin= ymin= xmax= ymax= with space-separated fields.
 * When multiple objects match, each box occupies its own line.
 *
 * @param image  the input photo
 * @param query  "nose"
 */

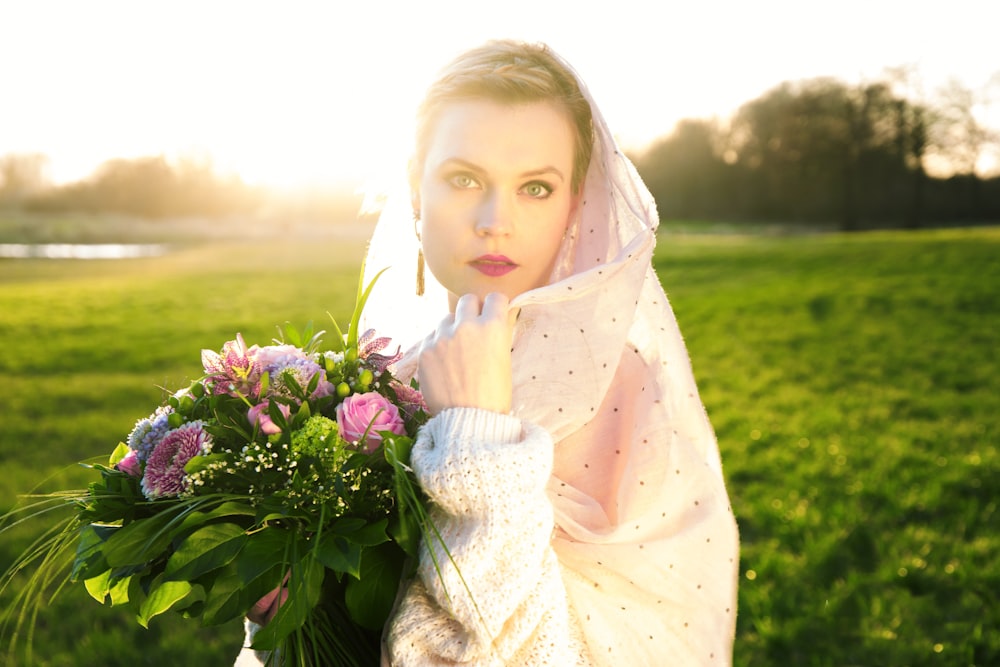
xmin=474 ymin=191 xmax=513 ymax=237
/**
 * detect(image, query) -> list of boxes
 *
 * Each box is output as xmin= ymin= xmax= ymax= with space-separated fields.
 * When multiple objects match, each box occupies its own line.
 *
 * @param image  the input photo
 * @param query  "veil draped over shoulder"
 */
xmin=361 ymin=49 xmax=739 ymax=665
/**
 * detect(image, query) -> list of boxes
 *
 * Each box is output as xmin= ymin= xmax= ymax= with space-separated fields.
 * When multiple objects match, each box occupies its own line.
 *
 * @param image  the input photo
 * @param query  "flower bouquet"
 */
xmin=0 ymin=270 xmax=438 ymax=666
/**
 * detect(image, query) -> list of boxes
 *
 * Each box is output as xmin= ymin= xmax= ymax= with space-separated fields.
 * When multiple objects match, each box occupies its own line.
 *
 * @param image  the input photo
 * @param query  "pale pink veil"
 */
xmin=362 ymin=46 xmax=739 ymax=665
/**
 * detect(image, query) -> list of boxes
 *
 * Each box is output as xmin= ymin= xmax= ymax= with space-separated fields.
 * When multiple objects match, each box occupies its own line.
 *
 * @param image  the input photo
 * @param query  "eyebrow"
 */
xmin=441 ymin=158 xmax=566 ymax=182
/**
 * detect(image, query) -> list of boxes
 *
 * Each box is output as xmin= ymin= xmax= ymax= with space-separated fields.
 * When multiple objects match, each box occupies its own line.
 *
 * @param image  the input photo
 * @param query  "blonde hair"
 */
xmin=412 ymin=40 xmax=594 ymax=192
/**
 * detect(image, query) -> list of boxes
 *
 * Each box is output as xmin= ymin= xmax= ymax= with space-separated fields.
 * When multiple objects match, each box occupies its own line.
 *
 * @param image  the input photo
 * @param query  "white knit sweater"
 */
xmin=386 ymin=407 xmax=590 ymax=666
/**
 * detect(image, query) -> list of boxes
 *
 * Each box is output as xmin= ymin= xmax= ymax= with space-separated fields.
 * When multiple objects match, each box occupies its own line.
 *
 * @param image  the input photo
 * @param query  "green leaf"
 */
xmin=182 ymin=452 xmax=229 ymax=476
xmin=268 ymin=399 xmax=290 ymax=431
xmin=344 ymin=542 xmax=407 ymax=631
xmin=109 ymin=573 xmax=132 ymax=605
xmin=291 ymin=400 xmax=311 ymax=431
xmin=316 ymin=534 xmax=363 ymax=578
xmin=83 ymin=569 xmax=113 ymax=603
xmin=326 ymin=313 xmax=347 ymax=353
xmin=71 ymin=523 xmax=116 ymax=581
xmin=200 ymin=565 xmax=249 ymax=626
xmin=109 ymin=442 xmax=130 ymax=466
xmin=165 ymin=523 xmax=247 ymax=581
xmin=249 ymin=554 xmax=325 ymax=650
xmin=85 ymin=567 xmax=137 ymax=606
xmin=337 ymin=518 xmax=390 ymax=547
xmin=101 ymin=516 xmax=176 ymax=568
xmin=138 ymin=578 xmax=200 ymax=627
xmin=283 ymin=322 xmax=302 ymax=347
xmin=237 ymin=528 xmax=298 ymax=585
xmin=388 ymin=512 xmax=421 ymax=559
xmin=175 ymin=500 xmax=255 ymax=534
xmin=347 ymin=267 xmax=389 ymax=349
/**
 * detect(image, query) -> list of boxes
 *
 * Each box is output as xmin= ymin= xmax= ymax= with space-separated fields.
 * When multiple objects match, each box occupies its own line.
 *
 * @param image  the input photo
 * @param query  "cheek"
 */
xmin=539 ymin=203 xmax=572 ymax=248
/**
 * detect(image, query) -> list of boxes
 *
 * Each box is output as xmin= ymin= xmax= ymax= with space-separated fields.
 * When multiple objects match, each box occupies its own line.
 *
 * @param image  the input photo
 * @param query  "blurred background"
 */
xmin=1 ymin=1 xmax=997 ymax=665
xmin=2 ymin=0 xmax=998 ymax=230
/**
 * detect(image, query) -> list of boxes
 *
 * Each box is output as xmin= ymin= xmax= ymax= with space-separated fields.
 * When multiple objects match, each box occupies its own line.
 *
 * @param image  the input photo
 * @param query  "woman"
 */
xmin=242 ymin=39 xmax=739 ymax=666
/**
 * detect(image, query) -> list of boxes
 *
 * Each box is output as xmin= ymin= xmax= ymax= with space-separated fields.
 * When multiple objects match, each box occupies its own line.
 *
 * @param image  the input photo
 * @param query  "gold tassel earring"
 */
xmin=414 ymin=210 xmax=425 ymax=297
xmin=416 ymin=247 xmax=425 ymax=296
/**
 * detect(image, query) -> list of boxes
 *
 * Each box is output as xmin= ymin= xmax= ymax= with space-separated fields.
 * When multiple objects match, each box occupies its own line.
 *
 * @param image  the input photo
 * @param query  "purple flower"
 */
xmin=127 ymin=406 xmax=174 ymax=462
xmin=141 ymin=421 xmax=211 ymax=499
xmin=252 ymin=344 xmax=307 ymax=371
xmin=358 ymin=329 xmax=401 ymax=372
xmin=202 ymin=334 xmax=262 ymax=397
xmin=388 ymin=380 xmax=428 ymax=418
xmin=116 ymin=449 xmax=142 ymax=478
xmin=336 ymin=392 xmax=406 ymax=454
xmin=248 ymin=400 xmax=290 ymax=435
xmin=265 ymin=357 xmax=334 ymax=401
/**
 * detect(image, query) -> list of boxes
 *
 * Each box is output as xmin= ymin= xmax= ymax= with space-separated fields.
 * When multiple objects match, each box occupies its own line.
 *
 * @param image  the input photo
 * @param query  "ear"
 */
xmin=408 ymin=157 xmax=422 ymax=219
xmin=411 ymin=191 xmax=421 ymax=221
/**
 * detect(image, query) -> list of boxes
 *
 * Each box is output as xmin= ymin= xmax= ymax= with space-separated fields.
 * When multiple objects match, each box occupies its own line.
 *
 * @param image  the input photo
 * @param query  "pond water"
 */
xmin=0 ymin=243 xmax=168 ymax=259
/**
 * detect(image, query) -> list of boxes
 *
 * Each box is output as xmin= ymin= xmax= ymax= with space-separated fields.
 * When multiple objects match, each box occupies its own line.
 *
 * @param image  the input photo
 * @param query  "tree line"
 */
xmin=0 ymin=154 xmax=364 ymax=224
xmin=632 ymin=73 xmax=1000 ymax=230
xmin=2 ymin=72 xmax=998 ymax=230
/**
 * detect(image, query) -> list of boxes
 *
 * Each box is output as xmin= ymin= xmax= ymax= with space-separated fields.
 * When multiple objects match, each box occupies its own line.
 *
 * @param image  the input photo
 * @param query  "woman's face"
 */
xmin=415 ymin=99 xmax=579 ymax=308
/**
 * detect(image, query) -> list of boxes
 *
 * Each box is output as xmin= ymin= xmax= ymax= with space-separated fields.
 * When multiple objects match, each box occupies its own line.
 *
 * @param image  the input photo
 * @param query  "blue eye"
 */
xmin=522 ymin=181 xmax=553 ymax=199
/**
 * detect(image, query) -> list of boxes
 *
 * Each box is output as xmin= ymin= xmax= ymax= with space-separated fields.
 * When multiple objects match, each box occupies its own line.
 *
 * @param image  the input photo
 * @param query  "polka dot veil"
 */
xmin=361 ymin=48 xmax=739 ymax=665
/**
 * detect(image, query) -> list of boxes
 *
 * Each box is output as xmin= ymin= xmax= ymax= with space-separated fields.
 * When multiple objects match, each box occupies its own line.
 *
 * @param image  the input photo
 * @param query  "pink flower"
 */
xmin=116 ymin=449 xmax=142 ymax=478
xmin=336 ymin=392 xmax=406 ymax=453
xmin=388 ymin=380 xmax=428 ymax=418
xmin=141 ymin=421 xmax=211 ymax=499
xmin=248 ymin=400 xmax=291 ymax=435
xmin=358 ymin=329 xmax=402 ymax=372
xmin=202 ymin=334 xmax=261 ymax=397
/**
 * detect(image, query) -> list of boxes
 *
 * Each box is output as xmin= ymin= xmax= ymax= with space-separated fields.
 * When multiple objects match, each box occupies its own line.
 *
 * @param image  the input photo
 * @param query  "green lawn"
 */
xmin=1 ymin=225 xmax=997 ymax=666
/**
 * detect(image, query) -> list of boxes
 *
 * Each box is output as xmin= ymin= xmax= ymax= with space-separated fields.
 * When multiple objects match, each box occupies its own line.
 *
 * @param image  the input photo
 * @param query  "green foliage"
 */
xmin=0 ymin=228 xmax=996 ymax=665
xmin=655 ymin=227 xmax=999 ymax=666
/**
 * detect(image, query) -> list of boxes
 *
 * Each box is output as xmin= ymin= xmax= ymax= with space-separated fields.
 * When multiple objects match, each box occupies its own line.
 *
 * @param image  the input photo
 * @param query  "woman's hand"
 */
xmin=417 ymin=292 xmax=519 ymax=415
xmin=247 ymin=585 xmax=288 ymax=626
xmin=247 ymin=572 xmax=290 ymax=626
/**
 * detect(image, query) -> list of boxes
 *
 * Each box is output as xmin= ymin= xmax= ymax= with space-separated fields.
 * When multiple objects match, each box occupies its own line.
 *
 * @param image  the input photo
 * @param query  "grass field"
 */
xmin=1 ymin=224 xmax=997 ymax=666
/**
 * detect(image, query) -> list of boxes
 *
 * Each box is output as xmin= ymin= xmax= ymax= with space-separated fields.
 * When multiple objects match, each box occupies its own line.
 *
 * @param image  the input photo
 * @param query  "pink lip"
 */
xmin=470 ymin=254 xmax=517 ymax=277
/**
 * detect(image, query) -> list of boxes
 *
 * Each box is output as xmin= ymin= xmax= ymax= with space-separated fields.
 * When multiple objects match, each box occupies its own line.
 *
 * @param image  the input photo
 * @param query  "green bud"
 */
xmin=336 ymin=382 xmax=351 ymax=398
xmin=358 ymin=369 xmax=374 ymax=388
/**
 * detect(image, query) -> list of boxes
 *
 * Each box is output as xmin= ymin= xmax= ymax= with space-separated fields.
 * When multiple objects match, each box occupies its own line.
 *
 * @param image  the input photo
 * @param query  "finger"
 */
xmin=433 ymin=313 xmax=454 ymax=339
xmin=481 ymin=292 xmax=511 ymax=322
xmin=453 ymin=293 xmax=483 ymax=324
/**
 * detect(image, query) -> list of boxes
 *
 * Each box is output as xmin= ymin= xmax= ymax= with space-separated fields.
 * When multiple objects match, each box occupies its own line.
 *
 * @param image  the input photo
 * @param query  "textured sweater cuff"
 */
xmin=432 ymin=407 xmax=523 ymax=446
xmin=413 ymin=407 xmax=553 ymax=515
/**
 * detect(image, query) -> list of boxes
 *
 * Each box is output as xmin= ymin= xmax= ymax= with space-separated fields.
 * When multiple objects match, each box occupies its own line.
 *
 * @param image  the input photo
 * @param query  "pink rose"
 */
xmin=116 ymin=449 xmax=142 ymax=478
xmin=248 ymin=400 xmax=291 ymax=435
xmin=336 ymin=392 xmax=406 ymax=453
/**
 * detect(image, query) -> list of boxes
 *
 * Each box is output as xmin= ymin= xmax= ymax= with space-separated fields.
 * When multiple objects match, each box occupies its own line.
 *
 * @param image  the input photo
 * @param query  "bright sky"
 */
xmin=2 ymin=0 xmax=998 ymax=188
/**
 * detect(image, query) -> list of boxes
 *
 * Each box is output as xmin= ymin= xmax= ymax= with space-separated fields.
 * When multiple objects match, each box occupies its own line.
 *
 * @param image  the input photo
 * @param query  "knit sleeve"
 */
xmin=386 ymin=408 xmax=590 ymax=666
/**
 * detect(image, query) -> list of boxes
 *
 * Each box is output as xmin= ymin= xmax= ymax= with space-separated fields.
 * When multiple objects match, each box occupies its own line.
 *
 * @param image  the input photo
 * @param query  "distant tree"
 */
xmin=932 ymin=77 xmax=1000 ymax=178
xmin=634 ymin=119 xmax=729 ymax=219
xmin=30 ymin=156 xmax=261 ymax=219
xmin=728 ymin=79 xmax=853 ymax=224
xmin=725 ymin=78 xmax=927 ymax=229
xmin=0 ymin=153 xmax=51 ymax=203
